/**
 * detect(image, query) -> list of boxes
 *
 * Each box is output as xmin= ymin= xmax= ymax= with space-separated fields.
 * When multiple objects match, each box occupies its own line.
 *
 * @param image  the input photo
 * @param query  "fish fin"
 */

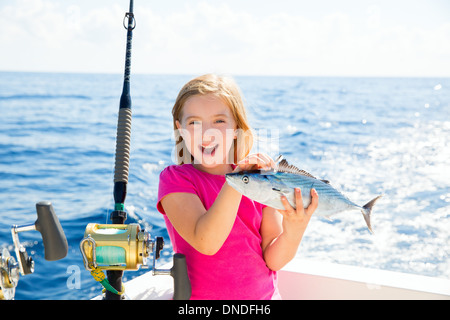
xmin=272 ymin=155 xmax=284 ymax=173
xmin=361 ymin=195 xmax=383 ymax=234
xmin=276 ymin=159 xmax=318 ymax=179
xmin=274 ymin=154 xmax=284 ymax=165
xmin=274 ymin=156 xmax=331 ymax=184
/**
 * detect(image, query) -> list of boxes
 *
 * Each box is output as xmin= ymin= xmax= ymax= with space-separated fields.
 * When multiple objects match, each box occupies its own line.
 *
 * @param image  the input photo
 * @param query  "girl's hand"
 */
xmin=234 ymin=153 xmax=275 ymax=172
xmin=279 ymin=188 xmax=319 ymax=241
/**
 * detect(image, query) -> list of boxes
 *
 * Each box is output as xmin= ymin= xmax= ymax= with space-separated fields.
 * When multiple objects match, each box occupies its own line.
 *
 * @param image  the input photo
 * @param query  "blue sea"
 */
xmin=1 ymin=71 xmax=449 ymax=300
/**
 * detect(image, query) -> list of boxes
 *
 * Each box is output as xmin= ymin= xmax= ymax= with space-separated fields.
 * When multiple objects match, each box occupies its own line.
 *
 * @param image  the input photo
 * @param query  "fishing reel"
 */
xmin=80 ymin=223 xmax=191 ymax=299
xmin=80 ymin=223 xmax=159 ymax=271
xmin=0 ymin=201 xmax=68 ymax=300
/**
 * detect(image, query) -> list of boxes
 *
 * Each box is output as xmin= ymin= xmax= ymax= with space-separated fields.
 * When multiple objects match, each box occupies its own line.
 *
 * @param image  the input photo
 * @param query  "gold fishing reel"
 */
xmin=80 ymin=222 xmax=192 ymax=299
xmin=80 ymin=223 xmax=163 ymax=271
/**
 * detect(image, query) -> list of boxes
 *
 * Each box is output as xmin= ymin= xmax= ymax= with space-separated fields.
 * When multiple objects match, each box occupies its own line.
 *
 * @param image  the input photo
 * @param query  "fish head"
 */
xmin=225 ymin=170 xmax=273 ymax=201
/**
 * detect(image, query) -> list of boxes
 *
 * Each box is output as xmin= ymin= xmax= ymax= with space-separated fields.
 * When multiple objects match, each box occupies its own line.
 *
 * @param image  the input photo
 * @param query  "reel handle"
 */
xmin=171 ymin=253 xmax=191 ymax=300
xmin=35 ymin=201 xmax=68 ymax=261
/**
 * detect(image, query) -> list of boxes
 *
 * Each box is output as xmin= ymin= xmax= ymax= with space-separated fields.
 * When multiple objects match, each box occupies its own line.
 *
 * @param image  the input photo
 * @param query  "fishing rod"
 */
xmin=80 ymin=0 xmax=191 ymax=300
xmin=104 ymin=0 xmax=136 ymax=300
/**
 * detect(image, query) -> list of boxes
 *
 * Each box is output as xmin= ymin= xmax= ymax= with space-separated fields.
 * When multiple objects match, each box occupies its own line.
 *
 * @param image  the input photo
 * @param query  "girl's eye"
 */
xmin=187 ymin=119 xmax=225 ymax=125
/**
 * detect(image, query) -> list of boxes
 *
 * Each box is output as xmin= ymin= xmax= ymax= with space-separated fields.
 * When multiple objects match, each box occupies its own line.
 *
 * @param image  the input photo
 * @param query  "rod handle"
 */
xmin=171 ymin=253 xmax=191 ymax=300
xmin=35 ymin=201 xmax=68 ymax=261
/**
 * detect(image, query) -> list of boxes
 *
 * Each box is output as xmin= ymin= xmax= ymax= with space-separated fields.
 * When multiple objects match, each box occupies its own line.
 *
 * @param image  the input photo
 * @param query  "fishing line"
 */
xmin=96 ymin=246 xmax=126 ymax=266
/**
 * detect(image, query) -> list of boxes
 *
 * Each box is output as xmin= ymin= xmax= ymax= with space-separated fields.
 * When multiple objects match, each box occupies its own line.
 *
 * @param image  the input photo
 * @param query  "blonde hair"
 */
xmin=172 ymin=74 xmax=253 ymax=165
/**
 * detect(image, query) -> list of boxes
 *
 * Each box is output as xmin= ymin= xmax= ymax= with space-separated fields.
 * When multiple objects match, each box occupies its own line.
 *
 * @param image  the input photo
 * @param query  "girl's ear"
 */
xmin=175 ymin=120 xmax=187 ymax=141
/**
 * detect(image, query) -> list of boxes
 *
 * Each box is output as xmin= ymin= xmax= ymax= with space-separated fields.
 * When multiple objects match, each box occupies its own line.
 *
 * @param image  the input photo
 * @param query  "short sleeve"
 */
xmin=157 ymin=165 xmax=197 ymax=215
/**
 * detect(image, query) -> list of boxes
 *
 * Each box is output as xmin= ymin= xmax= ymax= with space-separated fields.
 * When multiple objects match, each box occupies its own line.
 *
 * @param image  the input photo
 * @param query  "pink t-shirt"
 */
xmin=157 ymin=164 xmax=280 ymax=300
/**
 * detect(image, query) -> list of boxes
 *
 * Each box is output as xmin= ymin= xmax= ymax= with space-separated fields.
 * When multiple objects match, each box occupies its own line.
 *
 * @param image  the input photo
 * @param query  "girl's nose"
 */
xmin=202 ymin=126 xmax=221 ymax=144
xmin=202 ymin=134 xmax=215 ymax=145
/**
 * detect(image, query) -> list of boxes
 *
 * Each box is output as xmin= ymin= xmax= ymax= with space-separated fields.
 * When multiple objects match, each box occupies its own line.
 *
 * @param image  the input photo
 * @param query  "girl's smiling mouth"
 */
xmin=200 ymin=144 xmax=218 ymax=156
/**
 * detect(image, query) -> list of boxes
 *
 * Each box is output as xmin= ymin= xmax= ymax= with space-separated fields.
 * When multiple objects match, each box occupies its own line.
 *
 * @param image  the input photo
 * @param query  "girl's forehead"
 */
xmin=182 ymin=94 xmax=232 ymax=118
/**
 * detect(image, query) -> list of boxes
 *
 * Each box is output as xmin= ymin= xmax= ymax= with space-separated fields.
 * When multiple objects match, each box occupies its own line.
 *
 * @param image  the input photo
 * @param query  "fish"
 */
xmin=225 ymin=155 xmax=382 ymax=233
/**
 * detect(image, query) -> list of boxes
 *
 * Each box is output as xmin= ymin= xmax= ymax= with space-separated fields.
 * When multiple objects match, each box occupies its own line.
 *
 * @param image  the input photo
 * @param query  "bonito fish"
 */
xmin=225 ymin=156 xmax=382 ymax=233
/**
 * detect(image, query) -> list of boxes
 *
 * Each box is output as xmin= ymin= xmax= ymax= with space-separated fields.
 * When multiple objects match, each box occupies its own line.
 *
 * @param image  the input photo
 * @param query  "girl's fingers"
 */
xmin=236 ymin=154 xmax=259 ymax=171
xmin=237 ymin=153 xmax=274 ymax=171
xmin=282 ymin=188 xmax=318 ymax=217
xmin=294 ymin=188 xmax=303 ymax=214
xmin=256 ymin=153 xmax=275 ymax=170
xmin=305 ymin=188 xmax=319 ymax=216
xmin=280 ymin=195 xmax=295 ymax=216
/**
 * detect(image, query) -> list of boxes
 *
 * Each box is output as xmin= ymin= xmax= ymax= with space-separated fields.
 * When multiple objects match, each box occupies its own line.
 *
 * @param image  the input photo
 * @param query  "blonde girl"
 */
xmin=157 ymin=74 xmax=318 ymax=299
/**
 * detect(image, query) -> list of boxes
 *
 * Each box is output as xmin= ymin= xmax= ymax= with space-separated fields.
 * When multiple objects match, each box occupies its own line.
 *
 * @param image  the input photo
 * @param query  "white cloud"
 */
xmin=0 ymin=1 xmax=449 ymax=76
xmin=0 ymin=0 xmax=125 ymax=73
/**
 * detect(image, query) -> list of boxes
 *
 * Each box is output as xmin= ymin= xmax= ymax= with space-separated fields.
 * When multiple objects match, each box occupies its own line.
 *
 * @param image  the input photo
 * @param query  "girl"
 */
xmin=157 ymin=74 xmax=318 ymax=299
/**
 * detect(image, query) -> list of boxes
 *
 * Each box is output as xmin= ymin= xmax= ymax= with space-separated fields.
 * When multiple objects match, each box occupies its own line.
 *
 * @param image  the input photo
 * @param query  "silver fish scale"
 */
xmin=225 ymin=159 xmax=382 ymax=233
xmin=268 ymin=173 xmax=358 ymax=213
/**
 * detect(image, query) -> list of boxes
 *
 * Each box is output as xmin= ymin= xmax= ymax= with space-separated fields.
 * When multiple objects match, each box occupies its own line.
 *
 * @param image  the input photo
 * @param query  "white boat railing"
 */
xmin=94 ymin=259 xmax=450 ymax=300
xmin=279 ymin=259 xmax=450 ymax=300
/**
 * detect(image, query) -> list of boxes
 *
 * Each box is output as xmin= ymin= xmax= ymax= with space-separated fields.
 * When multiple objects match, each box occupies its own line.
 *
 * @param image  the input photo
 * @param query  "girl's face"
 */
xmin=176 ymin=94 xmax=237 ymax=168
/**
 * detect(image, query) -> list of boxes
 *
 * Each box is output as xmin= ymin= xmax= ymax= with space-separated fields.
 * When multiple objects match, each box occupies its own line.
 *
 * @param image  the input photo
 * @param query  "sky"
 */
xmin=0 ymin=0 xmax=449 ymax=77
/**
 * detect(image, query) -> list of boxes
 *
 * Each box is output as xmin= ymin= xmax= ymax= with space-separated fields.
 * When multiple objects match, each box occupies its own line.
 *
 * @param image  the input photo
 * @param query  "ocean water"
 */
xmin=0 ymin=71 xmax=449 ymax=300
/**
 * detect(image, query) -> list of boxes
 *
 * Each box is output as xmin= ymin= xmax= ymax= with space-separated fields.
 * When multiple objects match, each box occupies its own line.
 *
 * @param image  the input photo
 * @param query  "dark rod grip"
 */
xmin=171 ymin=253 xmax=191 ymax=300
xmin=34 ymin=201 xmax=68 ymax=261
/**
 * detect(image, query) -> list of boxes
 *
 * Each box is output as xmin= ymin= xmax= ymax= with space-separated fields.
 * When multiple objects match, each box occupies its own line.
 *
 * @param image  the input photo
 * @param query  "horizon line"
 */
xmin=1 ymin=69 xmax=449 ymax=79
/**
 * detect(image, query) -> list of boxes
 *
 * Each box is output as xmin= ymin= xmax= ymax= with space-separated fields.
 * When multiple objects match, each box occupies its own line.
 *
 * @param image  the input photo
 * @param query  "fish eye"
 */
xmin=242 ymin=176 xmax=249 ymax=184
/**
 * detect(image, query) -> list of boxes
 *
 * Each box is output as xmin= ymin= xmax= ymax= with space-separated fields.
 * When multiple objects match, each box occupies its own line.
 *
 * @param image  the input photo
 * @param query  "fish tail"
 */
xmin=361 ymin=195 xmax=383 ymax=234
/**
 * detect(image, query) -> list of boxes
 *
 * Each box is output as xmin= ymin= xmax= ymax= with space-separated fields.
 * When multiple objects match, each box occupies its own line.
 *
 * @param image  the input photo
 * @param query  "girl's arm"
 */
xmin=160 ymin=183 xmax=242 ymax=255
xmin=261 ymin=188 xmax=319 ymax=271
